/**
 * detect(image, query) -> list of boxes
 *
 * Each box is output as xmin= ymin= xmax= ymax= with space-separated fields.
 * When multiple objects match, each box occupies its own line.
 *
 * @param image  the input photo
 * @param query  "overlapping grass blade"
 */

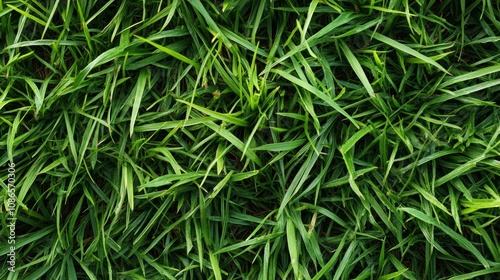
xmin=400 ymin=207 xmax=490 ymax=268
xmin=369 ymin=31 xmax=449 ymax=74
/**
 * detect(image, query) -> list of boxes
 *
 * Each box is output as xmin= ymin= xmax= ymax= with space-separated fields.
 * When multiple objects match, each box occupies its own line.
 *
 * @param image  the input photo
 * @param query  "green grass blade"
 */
xmin=286 ymin=216 xmax=300 ymax=279
xmin=369 ymin=32 xmax=449 ymax=74
xmin=135 ymin=35 xmax=200 ymax=70
xmin=273 ymin=69 xmax=359 ymax=129
xmin=130 ymin=68 xmax=149 ymax=137
xmin=177 ymin=99 xmax=248 ymax=126
xmin=338 ymin=41 xmax=375 ymax=98
xmin=400 ymin=207 xmax=490 ymax=268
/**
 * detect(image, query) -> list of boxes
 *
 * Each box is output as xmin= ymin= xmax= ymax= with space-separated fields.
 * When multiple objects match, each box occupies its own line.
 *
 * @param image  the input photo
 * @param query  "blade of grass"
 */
xmin=286 ymin=216 xmax=300 ymax=280
xmin=130 ymin=68 xmax=149 ymax=137
xmin=369 ymin=31 xmax=449 ymax=74
xmin=400 ymin=207 xmax=490 ymax=268
xmin=272 ymin=69 xmax=360 ymax=129
xmin=338 ymin=41 xmax=375 ymax=98
xmin=311 ymin=233 xmax=348 ymax=280
xmin=135 ymin=35 xmax=200 ymax=70
xmin=177 ymin=99 xmax=248 ymax=126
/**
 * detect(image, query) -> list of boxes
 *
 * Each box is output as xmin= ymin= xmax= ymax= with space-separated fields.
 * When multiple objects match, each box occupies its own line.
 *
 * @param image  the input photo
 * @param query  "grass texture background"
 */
xmin=1 ymin=0 xmax=500 ymax=279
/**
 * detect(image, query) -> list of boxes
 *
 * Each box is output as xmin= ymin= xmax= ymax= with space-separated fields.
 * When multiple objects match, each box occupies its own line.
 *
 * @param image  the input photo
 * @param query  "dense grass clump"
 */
xmin=1 ymin=0 xmax=500 ymax=279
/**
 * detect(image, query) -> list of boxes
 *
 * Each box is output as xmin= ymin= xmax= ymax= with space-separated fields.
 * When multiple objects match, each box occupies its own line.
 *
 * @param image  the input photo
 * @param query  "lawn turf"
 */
xmin=1 ymin=0 xmax=500 ymax=279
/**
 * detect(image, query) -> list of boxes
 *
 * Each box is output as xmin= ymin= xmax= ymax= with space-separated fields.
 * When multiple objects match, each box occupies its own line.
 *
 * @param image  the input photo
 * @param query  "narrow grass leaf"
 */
xmin=130 ymin=68 xmax=149 ymax=137
xmin=273 ymin=69 xmax=359 ymax=128
xmin=204 ymin=121 xmax=262 ymax=165
xmin=207 ymin=171 xmax=233 ymax=200
xmin=140 ymin=172 xmax=205 ymax=189
xmin=440 ymin=64 xmax=500 ymax=88
xmin=135 ymin=35 xmax=200 ymax=70
xmin=214 ymin=232 xmax=282 ymax=254
xmin=448 ymin=267 xmax=500 ymax=280
xmin=400 ymin=207 xmax=490 ymax=268
xmin=187 ymin=0 xmax=231 ymax=47
xmin=122 ymin=163 xmax=134 ymax=211
xmin=177 ymin=99 xmax=248 ymax=126
xmin=286 ymin=216 xmax=300 ymax=279
xmin=311 ymin=234 xmax=347 ymax=280
xmin=24 ymin=78 xmax=43 ymax=114
xmin=209 ymin=250 xmax=223 ymax=280
xmin=265 ymin=12 xmax=358 ymax=73
xmin=332 ymin=240 xmax=358 ymax=280
xmin=407 ymin=51 xmax=454 ymax=64
xmin=252 ymin=139 xmax=307 ymax=152
xmin=241 ymin=113 xmax=265 ymax=160
xmin=339 ymin=41 xmax=375 ymax=98
xmin=231 ymin=170 xmax=259 ymax=182
xmin=7 ymin=112 xmax=21 ymax=163
xmin=7 ymin=4 xmax=48 ymax=27
xmin=339 ymin=125 xmax=373 ymax=154
xmin=378 ymin=269 xmax=409 ymax=280
xmin=74 ymin=46 xmax=126 ymax=87
xmin=369 ymin=32 xmax=449 ymax=74
xmin=461 ymin=198 xmax=500 ymax=215
xmin=411 ymin=183 xmax=451 ymax=215
xmin=435 ymin=156 xmax=484 ymax=187
xmin=342 ymin=150 xmax=365 ymax=200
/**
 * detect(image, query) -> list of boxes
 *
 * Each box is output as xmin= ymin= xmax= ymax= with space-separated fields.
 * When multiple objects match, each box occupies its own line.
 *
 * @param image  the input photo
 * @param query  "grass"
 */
xmin=1 ymin=0 xmax=500 ymax=279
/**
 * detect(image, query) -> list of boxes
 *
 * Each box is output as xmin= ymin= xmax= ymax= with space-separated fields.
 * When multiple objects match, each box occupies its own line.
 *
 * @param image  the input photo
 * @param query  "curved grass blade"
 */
xmin=338 ymin=41 xmax=375 ymax=98
xmin=176 ymin=99 xmax=248 ymax=126
xmin=135 ymin=35 xmax=199 ymax=70
xmin=400 ymin=207 xmax=490 ymax=268
xmin=369 ymin=32 xmax=449 ymax=74
xmin=273 ymin=69 xmax=359 ymax=128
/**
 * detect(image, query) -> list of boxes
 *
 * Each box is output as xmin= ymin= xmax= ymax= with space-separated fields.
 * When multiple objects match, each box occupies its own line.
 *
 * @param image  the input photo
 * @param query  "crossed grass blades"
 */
xmin=1 ymin=0 xmax=500 ymax=279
